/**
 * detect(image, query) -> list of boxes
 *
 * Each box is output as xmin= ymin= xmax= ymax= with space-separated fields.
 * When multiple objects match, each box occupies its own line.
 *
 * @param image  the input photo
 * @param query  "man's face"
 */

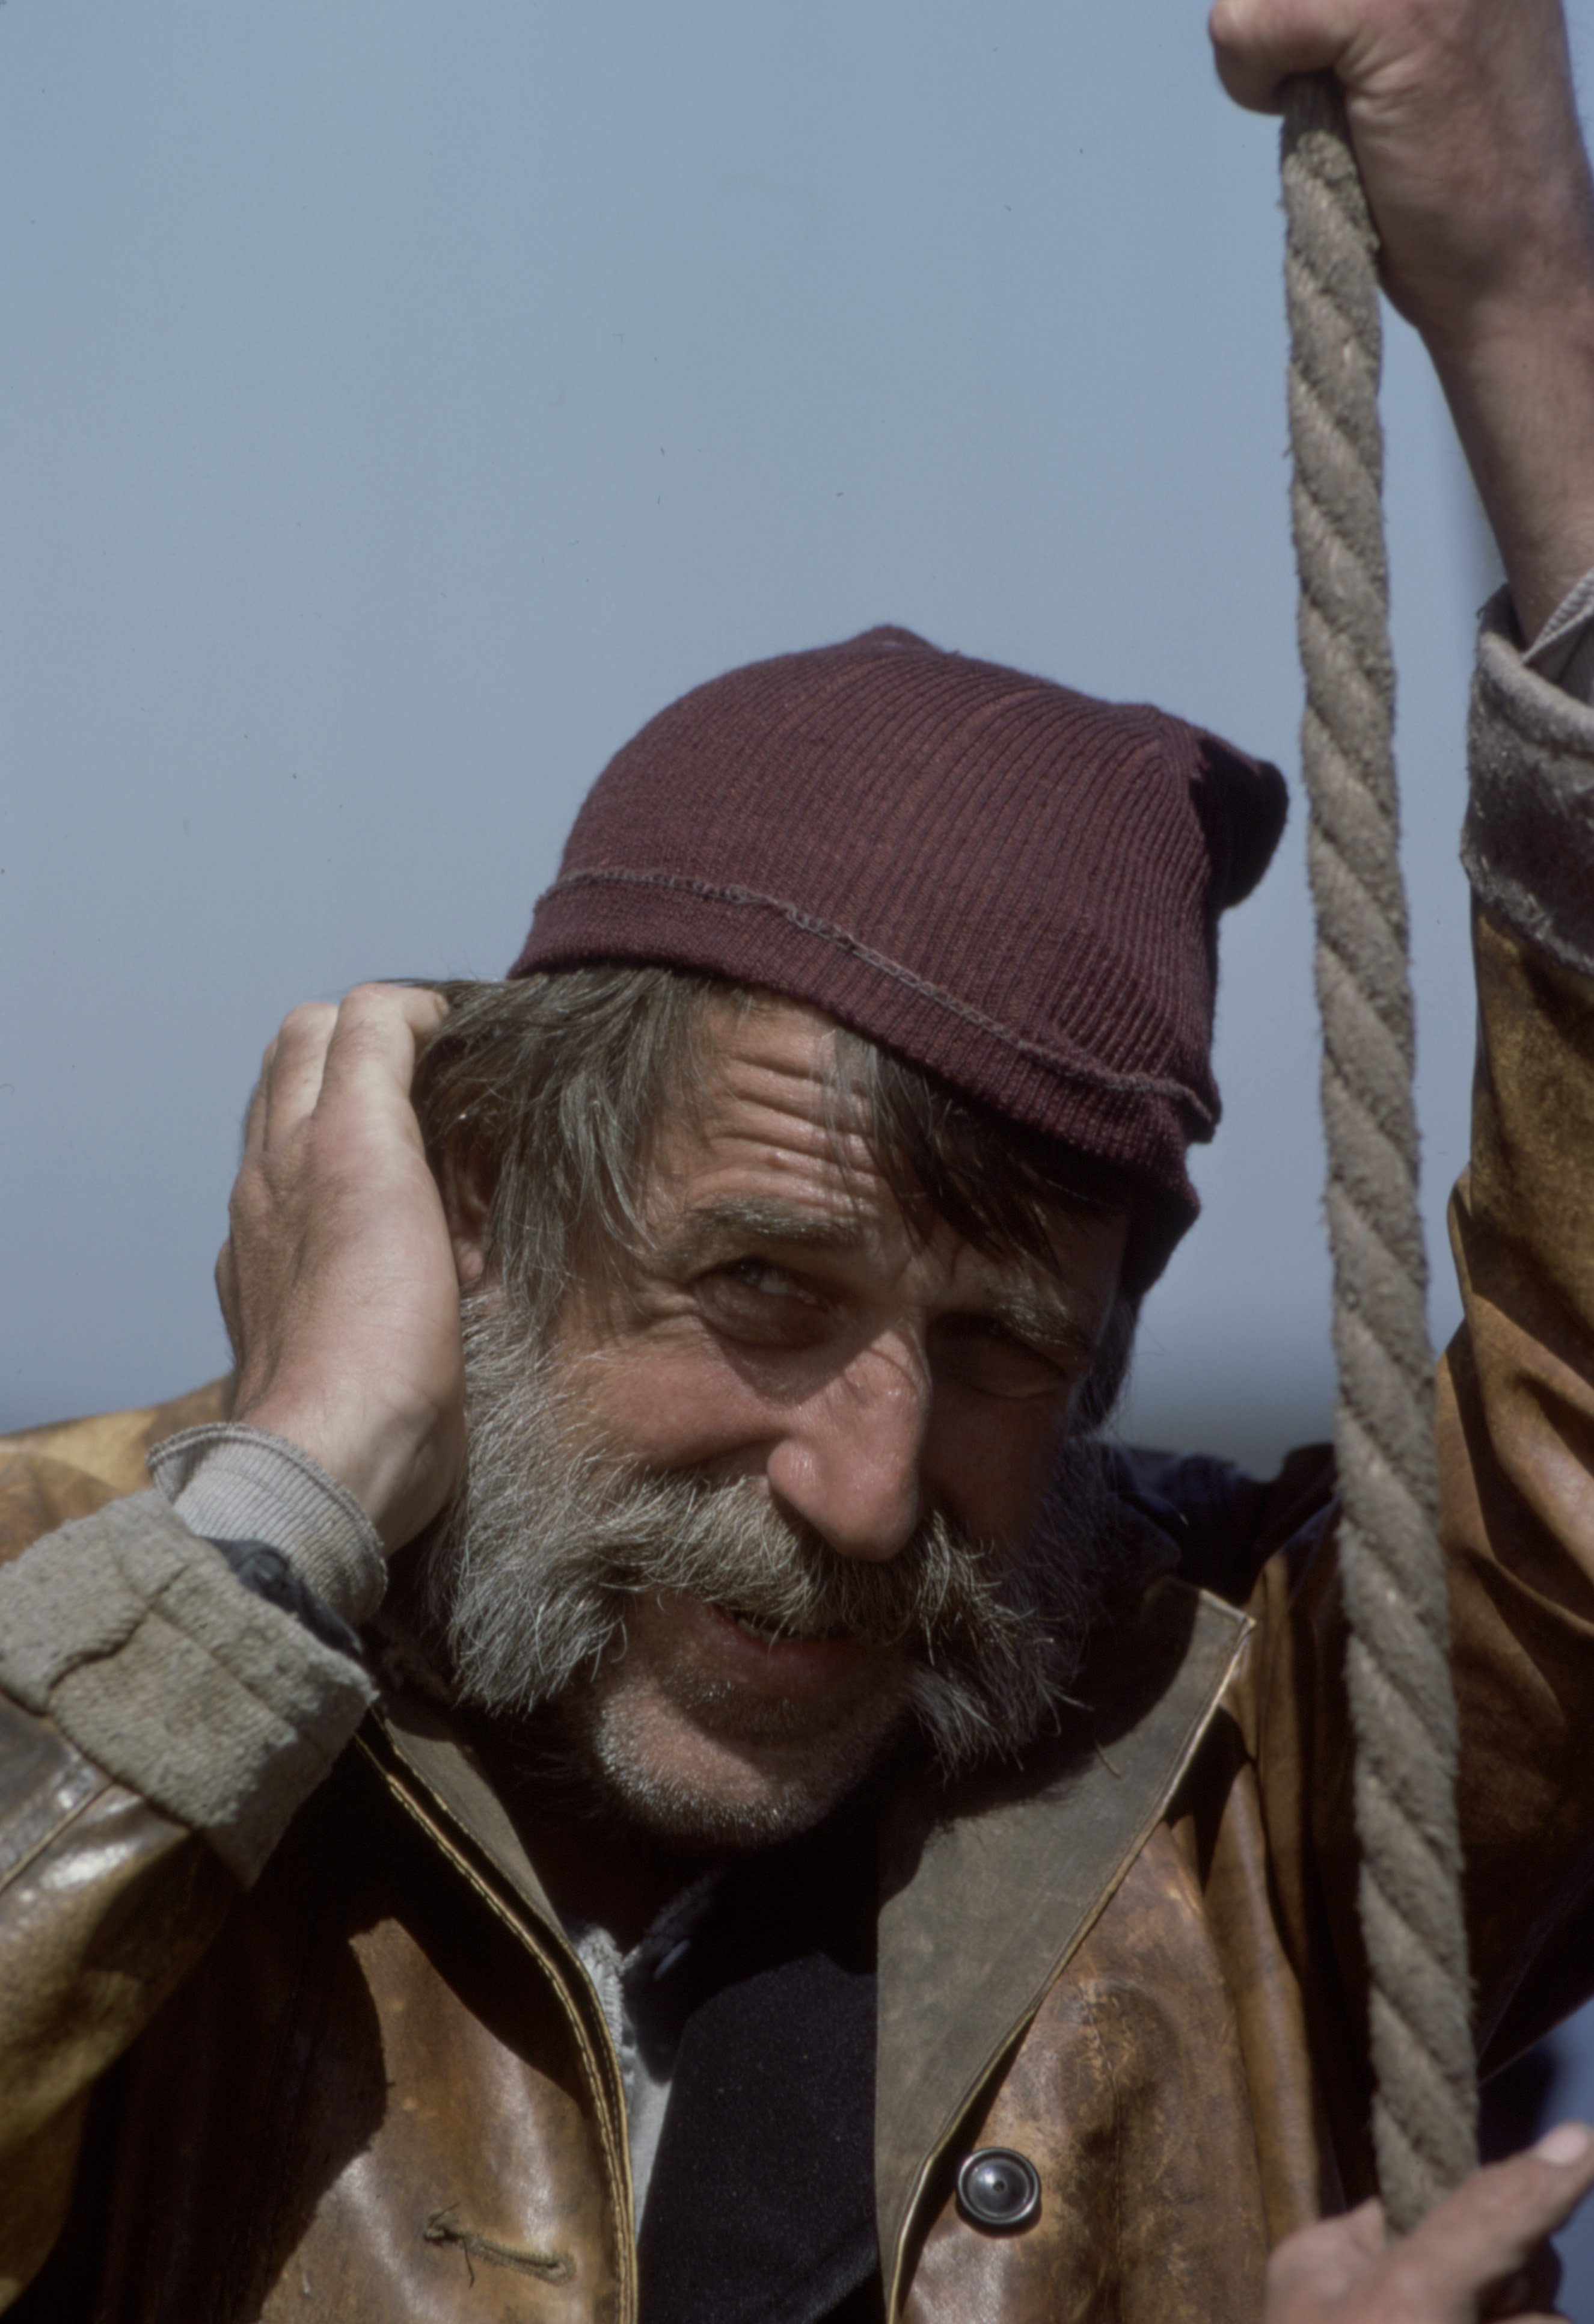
xmin=447 ymin=997 xmax=1127 ymax=1843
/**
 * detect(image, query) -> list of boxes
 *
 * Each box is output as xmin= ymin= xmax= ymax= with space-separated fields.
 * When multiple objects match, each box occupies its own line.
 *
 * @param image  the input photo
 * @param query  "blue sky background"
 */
xmin=4 ymin=0 xmax=1593 ymax=2288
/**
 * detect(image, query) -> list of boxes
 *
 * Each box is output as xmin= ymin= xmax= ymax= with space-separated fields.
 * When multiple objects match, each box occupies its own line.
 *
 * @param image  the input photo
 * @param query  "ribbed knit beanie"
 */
xmin=511 ymin=626 xmax=1287 ymax=1290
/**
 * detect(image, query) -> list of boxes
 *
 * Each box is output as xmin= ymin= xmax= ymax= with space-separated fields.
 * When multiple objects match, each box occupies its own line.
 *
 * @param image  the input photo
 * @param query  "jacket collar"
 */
xmin=360 ymin=1575 xmax=1248 ymax=2323
xmin=363 ymin=1684 xmax=563 ymax=1933
xmin=874 ymin=1575 xmax=1250 ymax=2317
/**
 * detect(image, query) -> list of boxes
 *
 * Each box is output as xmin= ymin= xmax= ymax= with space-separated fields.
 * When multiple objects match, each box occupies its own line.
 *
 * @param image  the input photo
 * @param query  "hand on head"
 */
xmin=216 ymin=982 xmax=467 ymax=1551
xmin=1263 ymin=2126 xmax=1594 ymax=2324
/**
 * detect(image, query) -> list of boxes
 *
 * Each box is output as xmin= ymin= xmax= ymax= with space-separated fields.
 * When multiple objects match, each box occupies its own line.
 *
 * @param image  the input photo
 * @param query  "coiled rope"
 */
xmin=1280 ymin=76 xmax=1478 ymax=2231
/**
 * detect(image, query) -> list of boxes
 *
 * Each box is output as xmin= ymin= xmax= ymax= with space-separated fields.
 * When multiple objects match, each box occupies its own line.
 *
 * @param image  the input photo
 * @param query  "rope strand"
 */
xmin=1281 ymin=74 xmax=1477 ymax=2232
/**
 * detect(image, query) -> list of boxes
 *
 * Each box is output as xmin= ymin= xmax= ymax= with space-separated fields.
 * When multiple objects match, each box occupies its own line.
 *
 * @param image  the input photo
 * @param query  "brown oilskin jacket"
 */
xmin=4 ymin=902 xmax=1594 ymax=2324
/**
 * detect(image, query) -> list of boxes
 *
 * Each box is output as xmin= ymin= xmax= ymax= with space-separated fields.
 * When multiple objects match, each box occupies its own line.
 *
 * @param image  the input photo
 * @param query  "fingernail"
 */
xmin=1534 ymin=2122 xmax=1594 ymax=2166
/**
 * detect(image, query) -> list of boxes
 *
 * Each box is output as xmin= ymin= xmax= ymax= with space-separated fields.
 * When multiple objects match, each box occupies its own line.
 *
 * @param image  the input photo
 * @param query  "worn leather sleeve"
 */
xmin=1444 ymin=912 xmax=1594 ymax=2052
xmin=0 ymin=1392 xmax=372 ymax=2310
xmin=1233 ymin=622 xmax=1594 ymax=2198
xmin=0 ymin=1693 xmax=236 ymax=2307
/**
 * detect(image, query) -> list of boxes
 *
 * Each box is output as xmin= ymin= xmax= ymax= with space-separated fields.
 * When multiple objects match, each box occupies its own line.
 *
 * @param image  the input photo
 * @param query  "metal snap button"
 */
xmin=955 ymin=2146 xmax=1041 ymax=2232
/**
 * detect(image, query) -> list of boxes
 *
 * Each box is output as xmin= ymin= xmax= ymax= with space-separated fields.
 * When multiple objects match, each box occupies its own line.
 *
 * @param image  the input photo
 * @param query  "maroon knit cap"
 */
xmin=512 ymin=626 xmax=1286 ymax=1289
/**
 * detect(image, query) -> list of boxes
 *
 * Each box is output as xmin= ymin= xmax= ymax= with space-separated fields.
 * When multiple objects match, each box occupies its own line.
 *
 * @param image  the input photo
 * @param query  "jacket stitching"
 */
xmin=423 ymin=2209 xmax=575 ymax=2284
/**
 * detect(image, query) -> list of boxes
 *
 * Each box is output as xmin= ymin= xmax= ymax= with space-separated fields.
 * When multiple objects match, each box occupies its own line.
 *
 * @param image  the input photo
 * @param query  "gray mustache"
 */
xmin=535 ymin=1461 xmax=1052 ymax=1663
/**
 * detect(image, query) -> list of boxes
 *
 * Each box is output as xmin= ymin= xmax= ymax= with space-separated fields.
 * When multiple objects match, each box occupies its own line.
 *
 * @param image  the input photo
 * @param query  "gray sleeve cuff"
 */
xmin=1462 ymin=585 xmax=1594 ymax=981
xmin=1524 ymin=565 xmax=1594 ymax=704
xmin=0 ymin=1492 xmax=376 ymax=1886
xmin=148 ymin=1422 xmax=387 ymax=1626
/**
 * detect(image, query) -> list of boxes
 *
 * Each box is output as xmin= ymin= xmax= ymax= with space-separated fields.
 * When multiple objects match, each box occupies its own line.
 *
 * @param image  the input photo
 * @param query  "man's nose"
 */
xmin=764 ymin=1340 xmax=931 ymax=1563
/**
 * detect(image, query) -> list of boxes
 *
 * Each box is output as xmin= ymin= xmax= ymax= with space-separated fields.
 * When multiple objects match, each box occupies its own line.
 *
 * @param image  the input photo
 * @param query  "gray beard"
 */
xmin=420 ymin=1293 xmax=1121 ymax=1800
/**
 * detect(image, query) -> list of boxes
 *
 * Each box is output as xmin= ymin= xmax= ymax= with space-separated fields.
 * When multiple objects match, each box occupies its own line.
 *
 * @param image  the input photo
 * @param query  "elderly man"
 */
xmin=5 ymin=0 xmax=1594 ymax=2317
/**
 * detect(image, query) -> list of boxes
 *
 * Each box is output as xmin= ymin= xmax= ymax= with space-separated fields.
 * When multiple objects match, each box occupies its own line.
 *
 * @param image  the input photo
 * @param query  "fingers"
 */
xmin=245 ymin=986 xmax=446 ymax=1159
xmin=261 ymin=1002 xmax=338 ymax=1146
xmin=241 ymin=1062 xmax=272 ymax=1161
xmin=239 ymin=1006 xmax=336 ymax=1161
xmin=307 ymin=987 xmax=450 ymax=1185
xmin=1263 ymin=2134 xmax=1594 ymax=2324
xmin=1209 ymin=0 xmax=1358 ymax=114
xmin=317 ymin=985 xmax=449 ymax=1119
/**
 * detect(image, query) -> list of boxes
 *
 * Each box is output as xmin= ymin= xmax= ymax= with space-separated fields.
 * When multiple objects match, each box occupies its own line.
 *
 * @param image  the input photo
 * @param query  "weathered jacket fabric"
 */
xmin=4 ymin=605 xmax=1594 ymax=2321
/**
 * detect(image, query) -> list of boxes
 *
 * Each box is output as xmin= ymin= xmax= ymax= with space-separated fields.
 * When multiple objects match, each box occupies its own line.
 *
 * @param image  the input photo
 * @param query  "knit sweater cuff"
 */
xmin=1523 ymin=564 xmax=1594 ymax=704
xmin=1463 ymin=584 xmax=1594 ymax=980
xmin=0 ymin=1492 xmax=375 ymax=1886
xmin=149 ymin=1422 xmax=387 ymax=1626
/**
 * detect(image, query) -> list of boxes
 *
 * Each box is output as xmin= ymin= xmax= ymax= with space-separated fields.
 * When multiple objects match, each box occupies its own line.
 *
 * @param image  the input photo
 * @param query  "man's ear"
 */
xmin=438 ymin=1148 xmax=494 ymax=1290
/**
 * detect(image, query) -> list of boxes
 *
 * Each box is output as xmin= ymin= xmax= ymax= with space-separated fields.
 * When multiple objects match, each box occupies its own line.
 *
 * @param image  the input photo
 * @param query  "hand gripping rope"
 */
xmin=1281 ymin=77 xmax=1479 ymax=2231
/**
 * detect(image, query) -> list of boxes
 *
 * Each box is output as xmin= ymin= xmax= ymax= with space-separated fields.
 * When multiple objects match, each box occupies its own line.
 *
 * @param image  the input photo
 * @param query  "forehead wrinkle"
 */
xmin=696 ymin=1020 xmax=874 ymax=1141
xmin=704 ymin=1109 xmax=879 ymax=1177
xmin=657 ymin=1065 xmax=886 ymax=1226
xmin=643 ymin=1090 xmax=894 ymax=1266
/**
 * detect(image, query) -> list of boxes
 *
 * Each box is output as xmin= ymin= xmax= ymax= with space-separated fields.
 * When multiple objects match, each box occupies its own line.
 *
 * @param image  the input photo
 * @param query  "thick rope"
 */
xmin=1280 ymin=76 xmax=1477 ymax=2232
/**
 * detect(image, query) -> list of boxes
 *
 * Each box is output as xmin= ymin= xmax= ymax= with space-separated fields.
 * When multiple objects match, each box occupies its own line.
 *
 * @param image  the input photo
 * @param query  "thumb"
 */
xmin=1379 ymin=2124 xmax=1594 ymax=2317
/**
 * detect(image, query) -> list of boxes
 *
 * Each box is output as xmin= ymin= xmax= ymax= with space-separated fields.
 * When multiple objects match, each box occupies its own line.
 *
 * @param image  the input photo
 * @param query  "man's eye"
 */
xmin=933 ymin=1317 xmax=1073 ymax=1400
xmin=720 ymin=1259 xmax=800 ymax=1297
xmin=693 ymin=1259 xmax=827 ymax=1346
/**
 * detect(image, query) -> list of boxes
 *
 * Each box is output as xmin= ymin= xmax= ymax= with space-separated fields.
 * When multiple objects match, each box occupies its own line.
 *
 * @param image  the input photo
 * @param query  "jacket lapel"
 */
xmin=874 ymin=1575 xmax=1251 ymax=2313
xmin=363 ymin=1687 xmax=563 ymax=1932
xmin=357 ymin=1687 xmax=640 ymax=2308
